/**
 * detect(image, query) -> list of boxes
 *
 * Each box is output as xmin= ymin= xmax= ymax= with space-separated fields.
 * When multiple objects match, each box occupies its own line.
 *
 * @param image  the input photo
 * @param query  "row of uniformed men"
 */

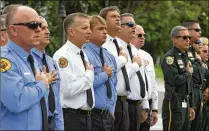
xmin=161 ymin=21 xmax=209 ymax=131
xmin=0 ymin=4 xmax=158 ymax=131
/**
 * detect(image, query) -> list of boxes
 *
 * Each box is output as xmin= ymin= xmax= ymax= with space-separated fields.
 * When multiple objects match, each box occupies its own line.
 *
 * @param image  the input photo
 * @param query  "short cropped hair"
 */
xmin=200 ymin=37 xmax=208 ymax=45
xmin=63 ymin=12 xmax=89 ymax=35
xmin=5 ymin=4 xmax=22 ymax=30
xmin=99 ymin=6 xmax=120 ymax=20
xmin=0 ymin=14 xmax=7 ymax=31
xmin=182 ymin=20 xmax=199 ymax=29
xmin=2 ymin=4 xmax=22 ymax=15
xmin=120 ymin=13 xmax=134 ymax=22
xmin=89 ymin=15 xmax=106 ymax=30
xmin=170 ymin=26 xmax=188 ymax=39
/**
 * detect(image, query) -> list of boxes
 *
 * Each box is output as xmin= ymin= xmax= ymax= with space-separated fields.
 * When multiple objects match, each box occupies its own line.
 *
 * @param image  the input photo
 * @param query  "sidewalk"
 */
xmin=150 ymin=78 xmax=164 ymax=130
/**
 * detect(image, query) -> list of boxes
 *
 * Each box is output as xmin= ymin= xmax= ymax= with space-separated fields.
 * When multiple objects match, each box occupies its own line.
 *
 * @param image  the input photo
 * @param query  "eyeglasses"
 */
xmin=13 ymin=22 xmax=42 ymax=30
xmin=138 ymin=34 xmax=146 ymax=38
xmin=175 ymin=35 xmax=191 ymax=40
xmin=189 ymin=28 xmax=202 ymax=32
xmin=202 ymin=50 xmax=208 ymax=53
xmin=195 ymin=40 xmax=201 ymax=44
xmin=121 ymin=22 xmax=136 ymax=28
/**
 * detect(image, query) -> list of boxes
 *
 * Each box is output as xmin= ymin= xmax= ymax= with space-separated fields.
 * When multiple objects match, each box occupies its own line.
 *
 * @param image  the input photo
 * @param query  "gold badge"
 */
xmin=166 ymin=56 xmax=174 ymax=65
xmin=0 ymin=58 xmax=12 ymax=72
xmin=58 ymin=57 xmax=68 ymax=68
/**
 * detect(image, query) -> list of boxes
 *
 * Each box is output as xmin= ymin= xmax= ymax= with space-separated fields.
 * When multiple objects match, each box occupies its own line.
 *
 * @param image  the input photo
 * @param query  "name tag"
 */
xmin=182 ymin=102 xmax=187 ymax=108
xmin=24 ymin=72 xmax=31 ymax=75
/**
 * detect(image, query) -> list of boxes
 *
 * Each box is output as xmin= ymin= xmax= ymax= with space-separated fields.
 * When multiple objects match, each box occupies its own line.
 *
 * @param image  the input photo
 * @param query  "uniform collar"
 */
xmin=31 ymin=48 xmax=44 ymax=59
xmin=116 ymin=37 xmax=129 ymax=47
xmin=174 ymin=46 xmax=185 ymax=56
xmin=7 ymin=40 xmax=29 ymax=59
xmin=86 ymin=42 xmax=101 ymax=54
xmin=65 ymin=40 xmax=82 ymax=54
xmin=106 ymin=34 xmax=117 ymax=43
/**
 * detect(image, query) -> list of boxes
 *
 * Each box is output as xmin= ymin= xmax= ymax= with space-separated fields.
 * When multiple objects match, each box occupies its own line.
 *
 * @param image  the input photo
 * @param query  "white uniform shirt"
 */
xmin=138 ymin=49 xmax=158 ymax=110
xmin=53 ymin=40 xmax=95 ymax=110
xmin=102 ymin=34 xmax=129 ymax=96
xmin=116 ymin=37 xmax=149 ymax=109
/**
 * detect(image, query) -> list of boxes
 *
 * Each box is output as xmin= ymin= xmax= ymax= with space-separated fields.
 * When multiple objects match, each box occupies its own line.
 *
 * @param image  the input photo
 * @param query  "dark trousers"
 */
xmin=162 ymin=98 xmax=190 ymax=131
xmin=63 ymin=108 xmax=91 ymax=131
xmin=91 ymin=108 xmax=114 ymax=131
xmin=114 ymin=96 xmax=130 ymax=131
xmin=191 ymin=88 xmax=203 ymax=131
xmin=140 ymin=99 xmax=152 ymax=131
xmin=200 ymin=102 xmax=209 ymax=131
xmin=127 ymin=99 xmax=142 ymax=131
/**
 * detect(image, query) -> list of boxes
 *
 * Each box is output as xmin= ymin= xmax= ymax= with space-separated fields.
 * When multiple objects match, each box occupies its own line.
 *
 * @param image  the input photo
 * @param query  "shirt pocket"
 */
xmin=72 ymin=62 xmax=86 ymax=77
xmin=145 ymin=65 xmax=154 ymax=77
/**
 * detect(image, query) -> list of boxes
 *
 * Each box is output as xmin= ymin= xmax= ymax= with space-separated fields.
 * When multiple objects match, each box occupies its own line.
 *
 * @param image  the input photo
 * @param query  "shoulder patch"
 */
xmin=58 ymin=57 xmax=68 ymax=68
xmin=166 ymin=56 xmax=174 ymax=65
xmin=0 ymin=58 xmax=12 ymax=72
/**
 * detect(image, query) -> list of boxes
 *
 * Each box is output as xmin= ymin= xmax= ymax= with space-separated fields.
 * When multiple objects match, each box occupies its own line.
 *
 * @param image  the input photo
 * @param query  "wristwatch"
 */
xmin=142 ymin=108 xmax=149 ymax=112
xmin=152 ymin=109 xmax=158 ymax=113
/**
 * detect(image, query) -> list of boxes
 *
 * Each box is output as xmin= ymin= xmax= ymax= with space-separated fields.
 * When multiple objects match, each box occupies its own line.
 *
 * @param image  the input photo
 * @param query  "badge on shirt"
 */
xmin=187 ymin=52 xmax=194 ymax=60
xmin=58 ymin=57 xmax=68 ymax=68
xmin=166 ymin=56 xmax=174 ymax=65
xmin=0 ymin=58 xmax=11 ymax=72
xmin=177 ymin=60 xmax=184 ymax=68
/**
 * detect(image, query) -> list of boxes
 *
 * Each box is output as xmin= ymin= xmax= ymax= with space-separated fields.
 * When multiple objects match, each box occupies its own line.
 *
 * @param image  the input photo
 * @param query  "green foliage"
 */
xmin=2 ymin=0 xmax=208 ymax=58
xmin=154 ymin=64 xmax=164 ymax=79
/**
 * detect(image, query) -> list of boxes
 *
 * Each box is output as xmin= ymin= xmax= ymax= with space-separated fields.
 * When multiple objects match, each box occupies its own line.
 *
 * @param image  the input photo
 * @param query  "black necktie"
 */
xmin=80 ymin=50 xmax=93 ymax=107
xmin=127 ymin=45 xmax=146 ymax=98
xmin=144 ymin=72 xmax=148 ymax=92
xmin=27 ymin=54 xmax=48 ymax=130
xmin=100 ymin=48 xmax=112 ymax=98
xmin=42 ymin=54 xmax=55 ymax=114
xmin=113 ymin=39 xmax=131 ymax=92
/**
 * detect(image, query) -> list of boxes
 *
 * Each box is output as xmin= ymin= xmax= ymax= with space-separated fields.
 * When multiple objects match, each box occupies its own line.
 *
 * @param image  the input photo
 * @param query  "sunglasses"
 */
xmin=195 ymin=40 xmax=201 ymax=44
xmin=13 ymin=22 xmax=42 ymax=30
xmin=202 ymin=50 xmax=208 ymax=53
xmin=1 ymin=29 xmax=6 ymax=31
xmin=175 ymin=35 xmax=191 ymax=40
xmin=138 ymin=34 xmax=146 ymax=38
xmin=121 ymin=22 xmax=136 ymax=28
xmin=189 ymin=28 xmax=202 ymax=32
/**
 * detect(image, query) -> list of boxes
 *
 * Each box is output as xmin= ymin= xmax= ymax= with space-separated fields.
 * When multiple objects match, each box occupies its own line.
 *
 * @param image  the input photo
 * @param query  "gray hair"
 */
xmin=120 ymin=13 xmax=134 ymax=22
xmin=0 ymin=14 xmax=7 ymax=30
xmin=170 ymin=26 xmax=188 ymax=39
xmin=63 ymin=12 xmax=89 ymax=35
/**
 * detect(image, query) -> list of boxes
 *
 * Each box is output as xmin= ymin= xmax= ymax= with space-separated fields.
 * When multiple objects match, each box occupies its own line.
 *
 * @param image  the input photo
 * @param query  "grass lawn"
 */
xmin=154 ymin=64 xmax=164 ymax=79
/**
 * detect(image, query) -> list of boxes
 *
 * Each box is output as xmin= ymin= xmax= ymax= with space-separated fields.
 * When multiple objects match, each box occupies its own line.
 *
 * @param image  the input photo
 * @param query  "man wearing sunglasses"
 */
xmin=31 ymin=16 xmax=64 ymax=130
xmin=1 ymin=5 xmax=51 ymax=130
xmin=116 ymin=13 xmax=149 ymax=131
xmin=182 ymin=20 xmax=207 ymax=131
xmin=0 ymin=14 xmax=8 ymax=47
xmin=161 ymin=26 xmax=195 ymax=131
xmin=131 ymin=25 xmax=159 ymax=131
xmin=53 ymin=13 xmax=94 ymax=131
xmin=100 ymin=6 xmax=132 ymax=131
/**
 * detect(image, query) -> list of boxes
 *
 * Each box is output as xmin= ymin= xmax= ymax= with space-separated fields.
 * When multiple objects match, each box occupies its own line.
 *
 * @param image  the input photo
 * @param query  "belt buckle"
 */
xmin=121 ymin=96 xmax=127 ymax=102
xmin=101 ymin=109 xmax=107 ymax=115
xmin=87 ymin=110 xmax=91 ymax=116
xmin=186 ymin=95 xmax=190 ymax=100
xmin=136 ymin=101 xmax=141 ymax=106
